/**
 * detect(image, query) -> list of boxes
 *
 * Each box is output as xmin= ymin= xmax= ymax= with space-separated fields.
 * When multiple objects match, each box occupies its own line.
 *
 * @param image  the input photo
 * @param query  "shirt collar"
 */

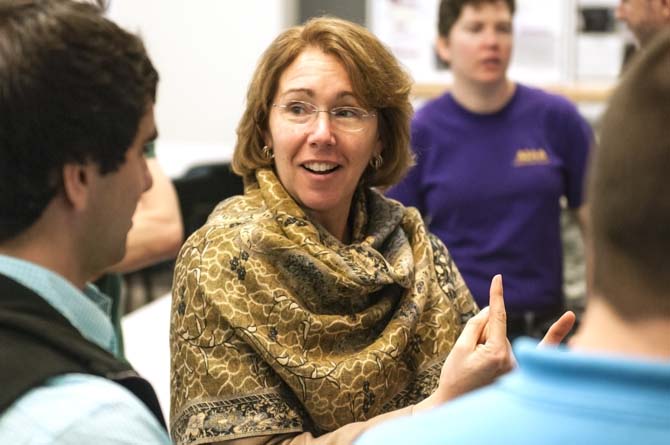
xmin=0 ymin=254 xmax=118 ymax=355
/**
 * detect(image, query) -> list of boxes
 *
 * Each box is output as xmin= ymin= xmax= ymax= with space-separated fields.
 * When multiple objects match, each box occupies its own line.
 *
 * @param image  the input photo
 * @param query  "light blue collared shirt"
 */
xmin=0 ymin=255 xmax=172 ymax=444
xmin=356 ymin=338 xmax=670 ymax=445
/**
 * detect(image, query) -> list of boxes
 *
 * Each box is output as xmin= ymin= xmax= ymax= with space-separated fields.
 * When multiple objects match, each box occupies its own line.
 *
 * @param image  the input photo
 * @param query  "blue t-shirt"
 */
xmin=388 ymin=85 xmax=592 ymax=312
xmin=357 ymin=338 xmax=670 ymax=445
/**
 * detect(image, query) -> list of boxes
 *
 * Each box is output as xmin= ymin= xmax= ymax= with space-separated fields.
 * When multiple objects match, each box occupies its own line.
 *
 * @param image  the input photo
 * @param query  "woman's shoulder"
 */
xmin=515 ymin=83 xmax=581 ymax=116
xmin=413 ymin=92 xmax=453 ymax=123
xmin=375 ymin=188 xmax=430 ymax=236
xmin=210 ymin=190 xmax=265 ymax=220
xmin=181 ymin=189 xmax=272 ymax=248
xmin=373 ymin=188 xmax=417 ymax=216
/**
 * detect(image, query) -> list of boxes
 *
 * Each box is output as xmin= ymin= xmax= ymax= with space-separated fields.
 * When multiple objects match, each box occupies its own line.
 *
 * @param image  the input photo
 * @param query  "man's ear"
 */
xmin=61 ymin=163 xmax=92 ymax=211
xmin=435 ymin=36 xmax=451 ymax=64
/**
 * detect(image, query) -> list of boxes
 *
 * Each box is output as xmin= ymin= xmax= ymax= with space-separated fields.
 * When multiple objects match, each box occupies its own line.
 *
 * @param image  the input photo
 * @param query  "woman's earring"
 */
xmin=262 ymin=145 xmax=274 ymax=159
xmin=369 ymin=154 xmax=383 ymax=170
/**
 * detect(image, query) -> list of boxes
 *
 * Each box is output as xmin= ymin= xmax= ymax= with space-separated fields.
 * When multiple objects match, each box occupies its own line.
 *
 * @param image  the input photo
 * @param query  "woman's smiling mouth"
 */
xmin=302 ymin=161 xmax=340 ymax=174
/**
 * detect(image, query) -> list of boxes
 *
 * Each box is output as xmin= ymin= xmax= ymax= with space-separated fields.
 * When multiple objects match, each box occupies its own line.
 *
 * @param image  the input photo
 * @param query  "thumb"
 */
xmin=455 ymin=307 xmax=490 ymax=351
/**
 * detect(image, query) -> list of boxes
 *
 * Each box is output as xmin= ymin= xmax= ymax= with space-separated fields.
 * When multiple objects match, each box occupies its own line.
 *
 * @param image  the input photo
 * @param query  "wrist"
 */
xmin=414 ymin=392 xmax=439 ymax=414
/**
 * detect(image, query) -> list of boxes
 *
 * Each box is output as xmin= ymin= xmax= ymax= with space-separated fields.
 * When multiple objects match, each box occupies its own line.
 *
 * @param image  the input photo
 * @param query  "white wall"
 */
xmin=107 ymin=1 xmax=296 ymax=177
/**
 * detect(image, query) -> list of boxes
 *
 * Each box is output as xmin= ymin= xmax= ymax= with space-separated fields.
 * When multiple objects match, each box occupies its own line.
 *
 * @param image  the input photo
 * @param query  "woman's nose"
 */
xmin=307 ymin=111 xmax=336 ymax=145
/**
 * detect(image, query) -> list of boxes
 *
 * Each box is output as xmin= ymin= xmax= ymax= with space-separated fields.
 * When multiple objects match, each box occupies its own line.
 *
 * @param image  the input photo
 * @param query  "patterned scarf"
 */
xmin=170 ymin=168 xmax=477 ymax=444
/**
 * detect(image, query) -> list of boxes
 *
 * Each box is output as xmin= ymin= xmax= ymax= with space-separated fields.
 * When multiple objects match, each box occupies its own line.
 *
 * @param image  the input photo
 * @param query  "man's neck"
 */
xmin=451 ymin=77 xmax=516 ymax=114
xmin=570 ymin=297 xmax=670 ymax=360
xmin=0 ymin=223 xmax=89 ymax=290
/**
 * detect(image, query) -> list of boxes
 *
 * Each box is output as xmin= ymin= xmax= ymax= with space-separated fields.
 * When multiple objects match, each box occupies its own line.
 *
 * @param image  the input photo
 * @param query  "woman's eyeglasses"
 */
xmin=272 ymin=100 xmax=376 ymax=133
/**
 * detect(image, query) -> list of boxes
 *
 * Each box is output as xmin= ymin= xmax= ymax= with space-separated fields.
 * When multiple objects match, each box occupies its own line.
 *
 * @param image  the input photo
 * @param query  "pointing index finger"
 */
xmin=486 ymin=274 xmax=507 ymax=346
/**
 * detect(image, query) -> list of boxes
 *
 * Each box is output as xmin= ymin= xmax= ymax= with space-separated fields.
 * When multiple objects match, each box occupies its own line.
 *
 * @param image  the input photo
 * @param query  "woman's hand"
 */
xmin=416 ymin=274 xmax=513 ymax=411
xmin=415 ymin=275 xmax=578 ymax=413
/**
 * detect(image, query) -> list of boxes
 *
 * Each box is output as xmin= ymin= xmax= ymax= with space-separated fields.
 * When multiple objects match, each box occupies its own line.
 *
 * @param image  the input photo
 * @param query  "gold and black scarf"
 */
xmin=170 ymin=168 xmax=477 ymax=444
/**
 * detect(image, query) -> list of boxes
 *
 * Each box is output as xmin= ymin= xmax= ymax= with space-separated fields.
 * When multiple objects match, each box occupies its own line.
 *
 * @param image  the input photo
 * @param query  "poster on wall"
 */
xmin=511 ymin=0 xmax=567 ymax=84
xmin=367 ymin=0 xmax=443 ymax=83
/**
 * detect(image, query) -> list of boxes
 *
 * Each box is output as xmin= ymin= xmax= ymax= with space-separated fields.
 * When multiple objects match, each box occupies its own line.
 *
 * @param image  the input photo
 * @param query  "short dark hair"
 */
xmin=438 ymin=0 xmax=516 ymax=37
xmin=0 ymin=0 xmax=158 ymax=242
xmin=588 ymin=30 xmax=670 ymax=318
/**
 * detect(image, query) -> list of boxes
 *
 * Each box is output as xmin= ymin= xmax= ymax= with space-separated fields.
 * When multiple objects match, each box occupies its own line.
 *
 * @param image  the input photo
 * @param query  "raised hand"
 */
xmin=416 ymin=274 xmax=514 ymax=411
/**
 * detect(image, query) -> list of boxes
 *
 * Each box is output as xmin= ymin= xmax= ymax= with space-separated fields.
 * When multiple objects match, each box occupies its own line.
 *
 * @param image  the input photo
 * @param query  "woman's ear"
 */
xmin=263 ymin=136 xmax=273 ymax=150
xmin=61 ymin=162 xmax=92 ymax=211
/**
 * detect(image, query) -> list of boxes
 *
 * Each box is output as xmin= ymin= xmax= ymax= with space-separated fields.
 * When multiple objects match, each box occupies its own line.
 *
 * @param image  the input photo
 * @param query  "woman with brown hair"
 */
xmin=169 ymin=16 xmax=571 ymax=445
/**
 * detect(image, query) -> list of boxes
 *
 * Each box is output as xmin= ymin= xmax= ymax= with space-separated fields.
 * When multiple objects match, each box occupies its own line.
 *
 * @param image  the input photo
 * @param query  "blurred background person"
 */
xmin=616 ymin=0 xmax=670 ymax=47
xmin=387 ymin=0 xmax=593 ymax=339
xmin=358 ymin=28 xmax=670 ymax=445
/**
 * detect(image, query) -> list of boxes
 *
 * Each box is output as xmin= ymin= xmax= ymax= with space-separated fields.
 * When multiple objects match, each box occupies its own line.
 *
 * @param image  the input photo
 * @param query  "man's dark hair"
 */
xmin=438 ymin=0 xmax=516 ymax=37
xmin=588 ymin=30 xmax=670 ymax=318
xmin=0 ymin=0 xmax=158 ymax=242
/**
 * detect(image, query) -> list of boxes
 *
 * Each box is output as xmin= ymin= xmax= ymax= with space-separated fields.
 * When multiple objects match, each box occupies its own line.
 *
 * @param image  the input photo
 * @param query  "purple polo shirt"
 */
xmin=388 ymin=85 xmax=592 ymax=313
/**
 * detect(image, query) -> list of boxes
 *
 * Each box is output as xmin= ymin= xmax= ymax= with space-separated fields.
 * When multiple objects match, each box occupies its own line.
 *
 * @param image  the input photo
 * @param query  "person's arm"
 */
xmin=211 ymin=405 xmax=414 ymax=445
xmin=574 ymin=204 xmax=588 ymax=239
xmin=558 ymin=96 xmax=592 ymax=247
xmin=570 ymin=203 xmax=590 ymax=307
xmin=107 ymin=158 xmax=183 ymax=273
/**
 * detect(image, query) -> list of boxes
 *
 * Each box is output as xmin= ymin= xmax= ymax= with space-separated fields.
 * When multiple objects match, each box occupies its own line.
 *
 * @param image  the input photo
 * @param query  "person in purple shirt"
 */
xmin=357 ymin=29 xmax=670 ymax=445
xmin=387 ymin=0 xmax=593 ymax=338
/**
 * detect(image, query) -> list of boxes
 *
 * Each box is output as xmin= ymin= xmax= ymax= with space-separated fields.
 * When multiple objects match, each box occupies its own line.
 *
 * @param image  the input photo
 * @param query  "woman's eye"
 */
xmin=287 ymin=102 xmax=309 ymax=115
xmin=334 ymin=108 xmax=360 ymax=118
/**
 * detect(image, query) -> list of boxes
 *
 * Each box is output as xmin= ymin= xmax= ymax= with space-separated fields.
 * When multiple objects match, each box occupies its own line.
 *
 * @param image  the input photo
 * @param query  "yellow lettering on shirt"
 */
xmin=513 ymin=148 xmax=550 ymax=166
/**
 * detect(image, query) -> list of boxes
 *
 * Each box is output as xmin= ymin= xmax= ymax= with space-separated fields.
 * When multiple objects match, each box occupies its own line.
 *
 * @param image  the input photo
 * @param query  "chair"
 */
xmin=173 ymin=162 xmax=245 ymax=239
